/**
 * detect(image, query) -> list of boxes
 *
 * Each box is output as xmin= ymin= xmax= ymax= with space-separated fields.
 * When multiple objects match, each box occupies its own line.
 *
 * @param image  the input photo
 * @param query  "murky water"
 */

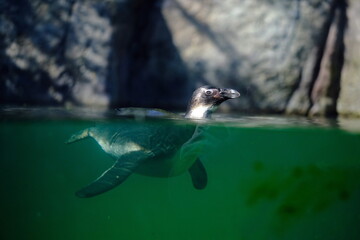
xmin=1 ymin=108 xmax=360 ymax=240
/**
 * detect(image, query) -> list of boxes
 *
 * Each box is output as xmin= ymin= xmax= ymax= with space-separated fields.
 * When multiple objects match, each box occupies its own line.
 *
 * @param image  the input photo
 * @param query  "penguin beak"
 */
xmin=219 ymin=88 xmax=240 ymax=99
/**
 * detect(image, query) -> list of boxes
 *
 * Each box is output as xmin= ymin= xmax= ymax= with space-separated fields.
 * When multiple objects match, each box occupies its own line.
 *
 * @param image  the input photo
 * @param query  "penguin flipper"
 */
xmin=188 ymin=158 xmax=207 ymax=190
xmin=76 ymin=152 xmax=147 ymax=198
xmin=66 ymin=129 xmax=90 ymax=144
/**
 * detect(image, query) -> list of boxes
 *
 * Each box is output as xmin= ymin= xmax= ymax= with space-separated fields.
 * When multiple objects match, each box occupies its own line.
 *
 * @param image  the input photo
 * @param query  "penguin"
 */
xmin=67 ymin=86 xmax=240 ymax=197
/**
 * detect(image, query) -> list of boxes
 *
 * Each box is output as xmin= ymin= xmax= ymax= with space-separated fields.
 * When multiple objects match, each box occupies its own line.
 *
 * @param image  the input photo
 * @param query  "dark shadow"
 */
xmin=109 ymin=0 xmax=192 ymax=111
xmin=326 ymin=0 xmax=347 ymax=116
xmin=307 ymin=0 xmax=347 ymax=116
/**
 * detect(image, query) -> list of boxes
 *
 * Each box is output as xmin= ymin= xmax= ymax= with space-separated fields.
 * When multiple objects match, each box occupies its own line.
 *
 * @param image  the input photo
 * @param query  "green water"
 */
xmin=1 ymin=109 xmax=360 ymax=240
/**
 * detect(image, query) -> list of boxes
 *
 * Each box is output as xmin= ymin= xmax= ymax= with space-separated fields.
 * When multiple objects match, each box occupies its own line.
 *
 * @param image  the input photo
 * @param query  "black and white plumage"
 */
xmin=67 ymin=86 xmax=240 ymax=198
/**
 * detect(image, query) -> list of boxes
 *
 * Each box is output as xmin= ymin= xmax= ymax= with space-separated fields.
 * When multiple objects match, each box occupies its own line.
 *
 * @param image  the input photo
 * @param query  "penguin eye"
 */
xmin=205 ymin=90 xmax=213 ymax=96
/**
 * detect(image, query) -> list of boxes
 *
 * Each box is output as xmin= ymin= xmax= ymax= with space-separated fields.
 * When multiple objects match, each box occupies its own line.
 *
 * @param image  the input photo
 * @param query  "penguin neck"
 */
xmin=185 ymin=104 xmax=216 ymax=119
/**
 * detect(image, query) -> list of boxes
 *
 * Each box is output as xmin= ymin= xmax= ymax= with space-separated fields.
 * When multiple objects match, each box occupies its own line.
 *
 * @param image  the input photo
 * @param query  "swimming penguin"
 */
xmin=67 ymin=86 xmax=240 ymax=198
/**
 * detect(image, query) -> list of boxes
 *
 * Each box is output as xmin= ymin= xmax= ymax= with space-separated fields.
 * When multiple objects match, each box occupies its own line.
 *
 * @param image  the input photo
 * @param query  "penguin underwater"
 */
xmin=67 ymin=86 xmax=240 ymax=198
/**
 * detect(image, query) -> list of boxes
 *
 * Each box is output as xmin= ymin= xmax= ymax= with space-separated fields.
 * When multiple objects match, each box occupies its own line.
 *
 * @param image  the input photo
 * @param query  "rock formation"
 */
xmin=0 ymin=0 xmax=358 ymax=116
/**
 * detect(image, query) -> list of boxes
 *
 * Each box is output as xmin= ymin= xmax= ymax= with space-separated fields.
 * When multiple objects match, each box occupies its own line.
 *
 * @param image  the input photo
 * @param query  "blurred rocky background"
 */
xmin=0 ymin=0 xmax=359 ymax=116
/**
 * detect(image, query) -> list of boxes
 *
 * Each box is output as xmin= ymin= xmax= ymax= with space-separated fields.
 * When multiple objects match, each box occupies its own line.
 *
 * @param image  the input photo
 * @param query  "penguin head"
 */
xmin=185 ymin=86 xmax=240 ymax=119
